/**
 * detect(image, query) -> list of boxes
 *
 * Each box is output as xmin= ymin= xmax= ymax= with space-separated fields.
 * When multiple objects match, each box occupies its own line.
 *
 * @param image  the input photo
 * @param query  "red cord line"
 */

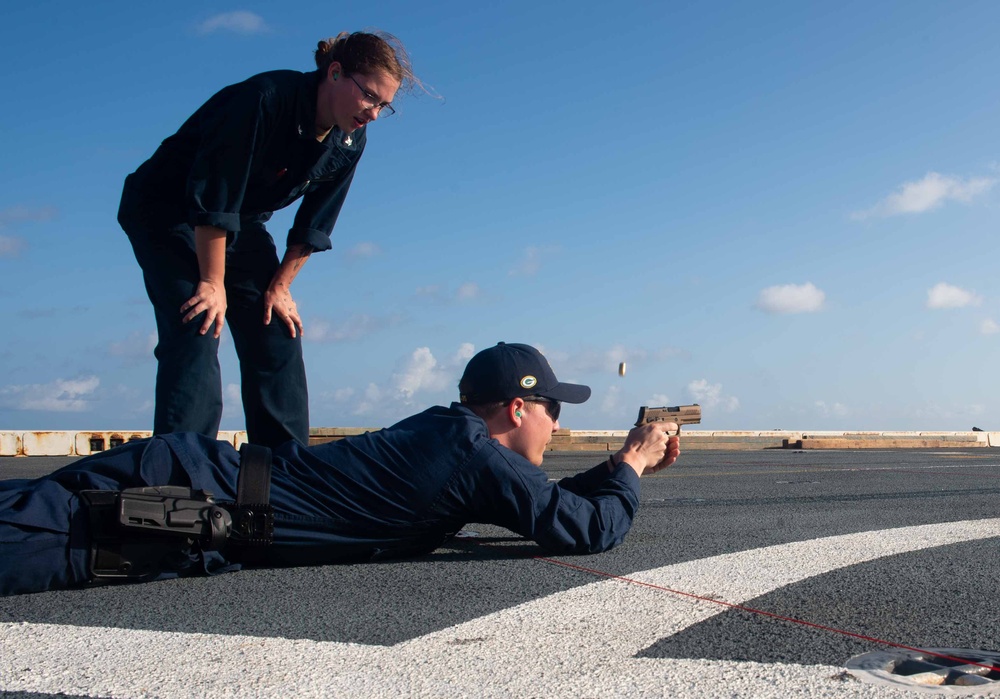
xmin=533 ymin=555 xmax=1000 ymax=674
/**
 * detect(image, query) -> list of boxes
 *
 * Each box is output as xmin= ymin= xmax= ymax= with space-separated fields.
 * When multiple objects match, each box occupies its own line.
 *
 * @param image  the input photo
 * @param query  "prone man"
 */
xmin=0 ymin=342 xmax=680 ymax=596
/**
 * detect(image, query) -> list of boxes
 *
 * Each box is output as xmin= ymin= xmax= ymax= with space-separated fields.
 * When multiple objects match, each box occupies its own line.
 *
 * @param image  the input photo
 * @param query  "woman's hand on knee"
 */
xmin=264 ymin=282 xmax=304 ymax=338
xmin=181 ymin=280 xmax=227 ymax=338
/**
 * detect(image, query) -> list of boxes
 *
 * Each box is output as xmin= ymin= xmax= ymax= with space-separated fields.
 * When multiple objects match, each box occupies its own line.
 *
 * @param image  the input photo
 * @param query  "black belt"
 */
xmin=228 ymin=443 xmax=275 ymax=547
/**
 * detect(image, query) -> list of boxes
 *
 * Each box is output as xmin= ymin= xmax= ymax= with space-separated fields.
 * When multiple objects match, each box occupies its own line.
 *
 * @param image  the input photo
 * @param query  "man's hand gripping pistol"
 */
xmin=634 ymin=404 xmax=702 ymax=435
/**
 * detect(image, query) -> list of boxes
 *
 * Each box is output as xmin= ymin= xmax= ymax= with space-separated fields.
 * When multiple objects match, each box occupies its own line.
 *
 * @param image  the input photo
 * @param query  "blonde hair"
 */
xmin=314 ymin=31 xmax=418 ymax=92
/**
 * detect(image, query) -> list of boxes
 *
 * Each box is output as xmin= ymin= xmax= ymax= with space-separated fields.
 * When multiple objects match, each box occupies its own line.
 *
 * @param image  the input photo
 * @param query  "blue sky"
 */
xmin=1 ymin=0 xmax=998 ymax=432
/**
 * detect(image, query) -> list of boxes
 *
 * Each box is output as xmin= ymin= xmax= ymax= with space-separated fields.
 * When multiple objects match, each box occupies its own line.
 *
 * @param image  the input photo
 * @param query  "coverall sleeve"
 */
xmin=286 ymin=151 xmax=362 ymax=252
xmin=556 ymin=460 xmax=620 ymax=496
xmin=471 ymin=444 xmax=641 ymax=555
xmin=186 ymin=83 xmax=270 ymax=232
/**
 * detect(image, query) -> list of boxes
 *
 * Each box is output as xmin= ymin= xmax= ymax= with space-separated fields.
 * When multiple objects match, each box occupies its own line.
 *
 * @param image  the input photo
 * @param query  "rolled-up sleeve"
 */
xmin=186 ymin=84 xmax=268 ymax=232
xmin=286 ymin=155 xmax=360 ymax=252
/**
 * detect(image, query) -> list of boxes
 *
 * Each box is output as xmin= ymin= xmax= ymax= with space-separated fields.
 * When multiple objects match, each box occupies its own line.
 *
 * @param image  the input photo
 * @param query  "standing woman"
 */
xmin=118 ymin=31 xmax=414 ymax=449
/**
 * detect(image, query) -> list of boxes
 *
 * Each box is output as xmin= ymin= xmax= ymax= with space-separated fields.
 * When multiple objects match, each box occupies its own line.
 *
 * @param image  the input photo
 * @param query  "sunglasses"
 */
xmin=522 ymin=397 xmax=561 ymax=422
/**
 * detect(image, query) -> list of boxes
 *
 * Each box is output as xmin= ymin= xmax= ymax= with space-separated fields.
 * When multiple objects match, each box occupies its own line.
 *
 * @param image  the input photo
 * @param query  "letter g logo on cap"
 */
xmin=520 ymin=376 xmax=537 ymax=389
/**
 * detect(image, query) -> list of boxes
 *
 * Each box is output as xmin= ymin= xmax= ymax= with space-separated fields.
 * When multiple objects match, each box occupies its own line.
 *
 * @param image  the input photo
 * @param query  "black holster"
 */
xmin=81 ymin=486 xmax=230 ymax=580
xmin=81 ymin=443 xmax=275 ymax=580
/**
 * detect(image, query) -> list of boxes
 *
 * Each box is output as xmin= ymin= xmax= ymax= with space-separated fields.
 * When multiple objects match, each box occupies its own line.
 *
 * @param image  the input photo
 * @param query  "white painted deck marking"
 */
xmin=2 ymin=518 xmax=998 ymax=698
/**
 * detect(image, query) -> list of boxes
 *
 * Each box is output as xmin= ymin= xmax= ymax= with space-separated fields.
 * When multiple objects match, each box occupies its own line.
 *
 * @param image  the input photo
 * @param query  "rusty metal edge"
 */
xmin=3 ymin=429 xmax=997 ymax=456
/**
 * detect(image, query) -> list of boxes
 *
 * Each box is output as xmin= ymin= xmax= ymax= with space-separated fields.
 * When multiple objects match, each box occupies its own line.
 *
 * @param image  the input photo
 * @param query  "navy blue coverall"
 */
xmin=118 ymin=69 xmax=364 ymax=449
xmin=0 ymin=405 xmax=641 ymax=596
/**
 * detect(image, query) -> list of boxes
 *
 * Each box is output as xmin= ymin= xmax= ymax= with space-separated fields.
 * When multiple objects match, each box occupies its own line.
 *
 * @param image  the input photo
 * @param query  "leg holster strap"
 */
xmin=81 ymin=486 xmax=231 ymax=580
xmin=80 ymin=443 xmax=276 ymax=580
xmin=225 ymin=443 xmax=275 ymax=547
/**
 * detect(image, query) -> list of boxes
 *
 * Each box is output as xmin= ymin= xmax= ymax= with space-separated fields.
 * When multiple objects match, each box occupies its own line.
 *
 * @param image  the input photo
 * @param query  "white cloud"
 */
xmin=600 ymin=385 xmax=622 ymax=415
xmin=755 ymin=282 xmax=825 ymax=314
xmin=815 ymin=400 xmax=848 ymax=417
xmin=355 ymin=382 xmax=386 ymax=416
xmin=0 ymin=205 xmax=57 ymax=229
xmin=648 ymin=393 xmax=672 ymax=407
xmin=305 ymin=313 xmax=403 ymax=343
xmin=327 ymin=343 xmax=476 ymax=421
xmin=344 ymin=242 xmax=382 ymax=260
xmin=333 ymin=343 xmax=603 ymax=427
xmin=414 ymin=283 xmax=483 ymax=304
xmin=17 ymin=305 xmax=89 ymax=320
xmin=980 ymin=319 xmax=999 ymax=335
xmin=852 ymin=172 xmax=996 ymax=220
xmin=108 ymin=331 xmax=157 ymax=363
xmin=549 ymin=344 xmax=687 ymax=376
xmin=906 ymin=401 xmax=987 ymax=423
xmin=454 ymin=342 xmax=476 ymax=362
xmin=0 ymin=235 xmax=25 ymax=258
xmin=393 ymin=347 xmax=443 ymax=398
xmin=687 ymin=379 xmax=739 ymax=412
xmin=926 ymin=282 xmax=982 ymax=309
xmin=0 ymin=376 xmax=100 ymax=412
xmin=351 ymin=340 xmax=467 ymax=415
xmin=332 ymin=387 xmax=356 ymax=402
xmin=509 ymin=245 xmax=559 ymax=277
xmin=221 ymin=383 xmax=245 ymax=423
xmin=414 ymin=284 xmax=442 ymax=298
xmin=224 ymin=384 xmax=242 ymax=403
xmin=456 ymin=282 xmax=481 ymax=301
xmin=0 ymin=207 xmax=55 ymax=256
xmin=195 ymin=11 xmax=269 ymax=35
xmin=606 ymin=345 xmax=628 ymax=365
xmin=607 ymin=392 xmax=673 ymax=419
xmin=392 ymin=344 xmax=475 ymax=399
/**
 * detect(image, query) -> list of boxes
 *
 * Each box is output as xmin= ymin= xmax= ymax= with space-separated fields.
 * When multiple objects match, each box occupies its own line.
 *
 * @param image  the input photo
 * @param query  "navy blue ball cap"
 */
xmin=459 ymin=342 xmax=591 ymax=404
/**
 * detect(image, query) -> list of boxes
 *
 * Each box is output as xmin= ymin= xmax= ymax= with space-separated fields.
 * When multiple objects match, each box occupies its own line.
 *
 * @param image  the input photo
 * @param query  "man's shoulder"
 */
xmin=390 ymin=404 xmax=487 ymax=436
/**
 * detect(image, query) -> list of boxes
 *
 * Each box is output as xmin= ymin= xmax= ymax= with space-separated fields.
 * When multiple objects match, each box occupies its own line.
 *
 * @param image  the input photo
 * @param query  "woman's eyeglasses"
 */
xmin=348 ymin=74 xmax=395 ymax=117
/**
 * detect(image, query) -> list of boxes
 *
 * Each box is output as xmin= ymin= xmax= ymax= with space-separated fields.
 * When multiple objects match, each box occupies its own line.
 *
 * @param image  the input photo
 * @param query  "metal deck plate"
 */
xmin=846 ymin=648 xmax=1000 ymax=695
